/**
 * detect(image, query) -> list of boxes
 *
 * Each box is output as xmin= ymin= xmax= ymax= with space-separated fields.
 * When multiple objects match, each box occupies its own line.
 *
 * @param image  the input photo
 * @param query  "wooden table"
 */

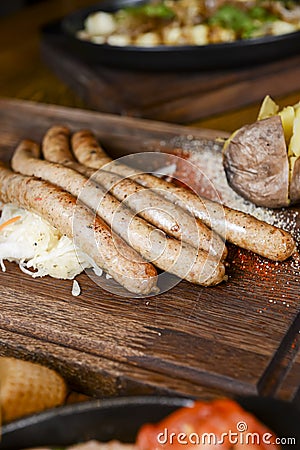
xmin=0 ymin=0 xmax=299 ymax=404
xmin=1 ymin=0 xmax=300 ymax=130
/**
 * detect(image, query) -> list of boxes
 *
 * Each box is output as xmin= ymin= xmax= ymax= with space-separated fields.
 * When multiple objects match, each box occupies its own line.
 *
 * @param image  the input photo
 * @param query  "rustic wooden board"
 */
xmin=41 ymin=27 xmax=300 ymax=124
xmin=0 ymin=98 xmax=299 ymax=401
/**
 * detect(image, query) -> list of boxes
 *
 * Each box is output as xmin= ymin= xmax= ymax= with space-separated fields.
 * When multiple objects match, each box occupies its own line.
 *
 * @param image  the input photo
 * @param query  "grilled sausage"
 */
xmin=0 ymin=162 xmax=157 ymax=295
xmin=42 ymin=125 xmax=74 ymax=164
xmin=82 ymin=169 xmax=227 ymax=261
xmin=124 ymin=172 xmax=297 ymax=262
xmin=42 ymin=127 xmax=227 ymax=261
xmin=12 ymin=140 xmax=226 ymax=286
xmin=71 ymin=128 xmax=112 ymax=168
xmin=71 ymin=130 xmax=296 ymax=262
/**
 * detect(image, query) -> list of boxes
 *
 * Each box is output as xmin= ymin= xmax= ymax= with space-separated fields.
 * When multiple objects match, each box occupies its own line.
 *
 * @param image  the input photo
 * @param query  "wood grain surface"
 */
xmin=41 ymin=27 xmax=300 ymax=124
xmin=1 ymin=0 xmax=300 ymax=134
xmin=0 ymin=98 xmax=299 ymax=402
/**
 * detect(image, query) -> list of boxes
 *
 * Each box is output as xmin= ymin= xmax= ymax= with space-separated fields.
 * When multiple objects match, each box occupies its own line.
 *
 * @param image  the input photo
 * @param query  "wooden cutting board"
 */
xmin=40 ymin=25 xmax=300 ymax=124
xmin=0 ymin=98 xmax=299 ymax=403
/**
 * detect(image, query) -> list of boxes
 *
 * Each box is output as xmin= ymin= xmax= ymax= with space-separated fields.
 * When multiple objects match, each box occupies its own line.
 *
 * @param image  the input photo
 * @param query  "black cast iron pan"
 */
xmin=54 ymin=0 xmax=300 ymax=71
xmin=1 ymin=396 xmax=299 ymax=449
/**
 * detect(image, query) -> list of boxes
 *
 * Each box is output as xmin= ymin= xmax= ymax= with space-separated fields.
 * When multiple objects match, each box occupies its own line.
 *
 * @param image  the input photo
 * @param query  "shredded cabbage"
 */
xmin=0 ymin=203 xmax=100 ymax=281
xmin=72 ymin=279 xmax=81 ymax=296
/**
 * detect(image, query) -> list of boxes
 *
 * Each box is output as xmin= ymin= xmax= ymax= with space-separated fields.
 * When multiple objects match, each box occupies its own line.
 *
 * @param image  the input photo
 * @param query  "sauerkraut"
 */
xmin=0 ymin=203 xmax=100 ymax=284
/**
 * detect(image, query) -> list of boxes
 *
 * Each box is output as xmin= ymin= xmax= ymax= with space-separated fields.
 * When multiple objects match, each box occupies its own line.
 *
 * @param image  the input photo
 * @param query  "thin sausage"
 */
xmin=42 ymin=125 xmax=74 ymax=164
xmin=91 ymin=170 xmax=227 ymax=261
xmin=71 ymin=128 xmax=111 ymax=168
xmin=12 ymin=140 xmax=226 ymax=286
xmin=126 ymin=172 xmax=297 ymax=262
xmin=71 ymin=130 xmax=296 ymax=262
xmin=0 ymin=162 xmax=157 ymax=295
xmin=42 ymin=127 xmax=227 ymax=261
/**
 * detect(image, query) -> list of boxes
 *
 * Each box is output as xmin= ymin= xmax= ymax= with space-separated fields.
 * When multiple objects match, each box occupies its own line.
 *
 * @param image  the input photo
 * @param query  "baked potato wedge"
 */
xmin=223 ymin=96 xmax=300 ymax=208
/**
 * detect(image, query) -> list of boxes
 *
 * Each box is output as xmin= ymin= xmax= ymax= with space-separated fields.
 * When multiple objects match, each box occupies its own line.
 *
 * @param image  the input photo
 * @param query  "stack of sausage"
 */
xmin=0 ymin=126 xmax=295 ymax=295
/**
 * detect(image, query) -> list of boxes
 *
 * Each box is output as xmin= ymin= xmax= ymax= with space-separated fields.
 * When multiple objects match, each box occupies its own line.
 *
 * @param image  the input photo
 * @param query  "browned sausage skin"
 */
xmin=125 ymin=173 xmax=296 ymax=262
xmin=71 ymin=130 xmax=296 ymax=262
xmin=12 ymin=140 xmax=226 ymax=287
xmin=42 ymin=125 xmax=74 ymax=164
xmin=42 ymin=126 xmax=227 ymax=261
xmin=72 ymin=129 xmax=112 ymax=168
xmin=0 ymin=161 xmax=157 ymax=295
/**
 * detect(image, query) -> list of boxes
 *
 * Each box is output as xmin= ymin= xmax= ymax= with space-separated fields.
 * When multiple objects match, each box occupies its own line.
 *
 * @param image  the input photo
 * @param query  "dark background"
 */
xmin=0 ymin=0 xmax=44 ymax=17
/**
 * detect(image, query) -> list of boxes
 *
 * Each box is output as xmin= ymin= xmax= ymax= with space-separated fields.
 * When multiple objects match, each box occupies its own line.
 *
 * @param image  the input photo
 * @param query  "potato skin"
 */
xmin=223 ymin=116 xmax=290 ymax=208
xmin=290 ymin=156 xmax=300 ymax=203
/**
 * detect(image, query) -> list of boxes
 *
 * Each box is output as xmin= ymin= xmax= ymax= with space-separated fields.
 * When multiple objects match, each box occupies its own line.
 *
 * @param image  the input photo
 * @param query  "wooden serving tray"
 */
xmin=40 ymin=25 xmax=300 ymax=124
xmin=0 ymin=98 xmax=299 ymax=402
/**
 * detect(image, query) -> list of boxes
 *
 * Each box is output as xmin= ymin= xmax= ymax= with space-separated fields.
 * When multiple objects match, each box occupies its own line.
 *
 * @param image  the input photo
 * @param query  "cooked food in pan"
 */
xmin=77 ymin=0 xmax=300 ymax=47
xmin=24 ymin=398 xmax=280 ymax=449
xmin=223 ymin=96 xmax=300 ymax=208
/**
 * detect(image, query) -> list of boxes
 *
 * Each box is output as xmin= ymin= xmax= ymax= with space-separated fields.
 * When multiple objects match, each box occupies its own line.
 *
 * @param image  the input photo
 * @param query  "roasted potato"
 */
xmin=223 ymin=96 xmax=300 ymax=208
xmin=0 ymin=357 xmax=67 ymax=423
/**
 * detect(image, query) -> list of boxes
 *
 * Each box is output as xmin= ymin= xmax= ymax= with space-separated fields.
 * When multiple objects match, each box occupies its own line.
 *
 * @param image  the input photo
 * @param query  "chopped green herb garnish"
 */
xmin=249 ymin=6 xmax=277 ymax=22
xmin=209 ymin=3 xmax=279 ymax=39
xmin=124 ymin=2 xmax=175 ymax=19
xmin=209 ymin=5 xmax=258 ymax=37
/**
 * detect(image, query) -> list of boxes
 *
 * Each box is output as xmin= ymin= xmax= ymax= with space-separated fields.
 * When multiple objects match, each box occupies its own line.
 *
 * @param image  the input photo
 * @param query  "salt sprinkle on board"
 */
xmin=162 ymin=136 xmax=300 ymax=246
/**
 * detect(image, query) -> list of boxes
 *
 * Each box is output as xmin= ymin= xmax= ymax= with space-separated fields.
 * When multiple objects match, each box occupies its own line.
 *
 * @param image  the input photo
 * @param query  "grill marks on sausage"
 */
xmin=1 ymin=161 xmax=157 ymax=295
xmin=6 ymin=123 xmax=296 ymax=296
xmin=70 ymin=129 xmax=296 ymax=262
xmin=49 ymin=130 xmax=227 ymax=260
xmin=44 ymin=128 xmax=227 ymax=261
xmin=11 ymin=139 xmax=226 ymax=287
